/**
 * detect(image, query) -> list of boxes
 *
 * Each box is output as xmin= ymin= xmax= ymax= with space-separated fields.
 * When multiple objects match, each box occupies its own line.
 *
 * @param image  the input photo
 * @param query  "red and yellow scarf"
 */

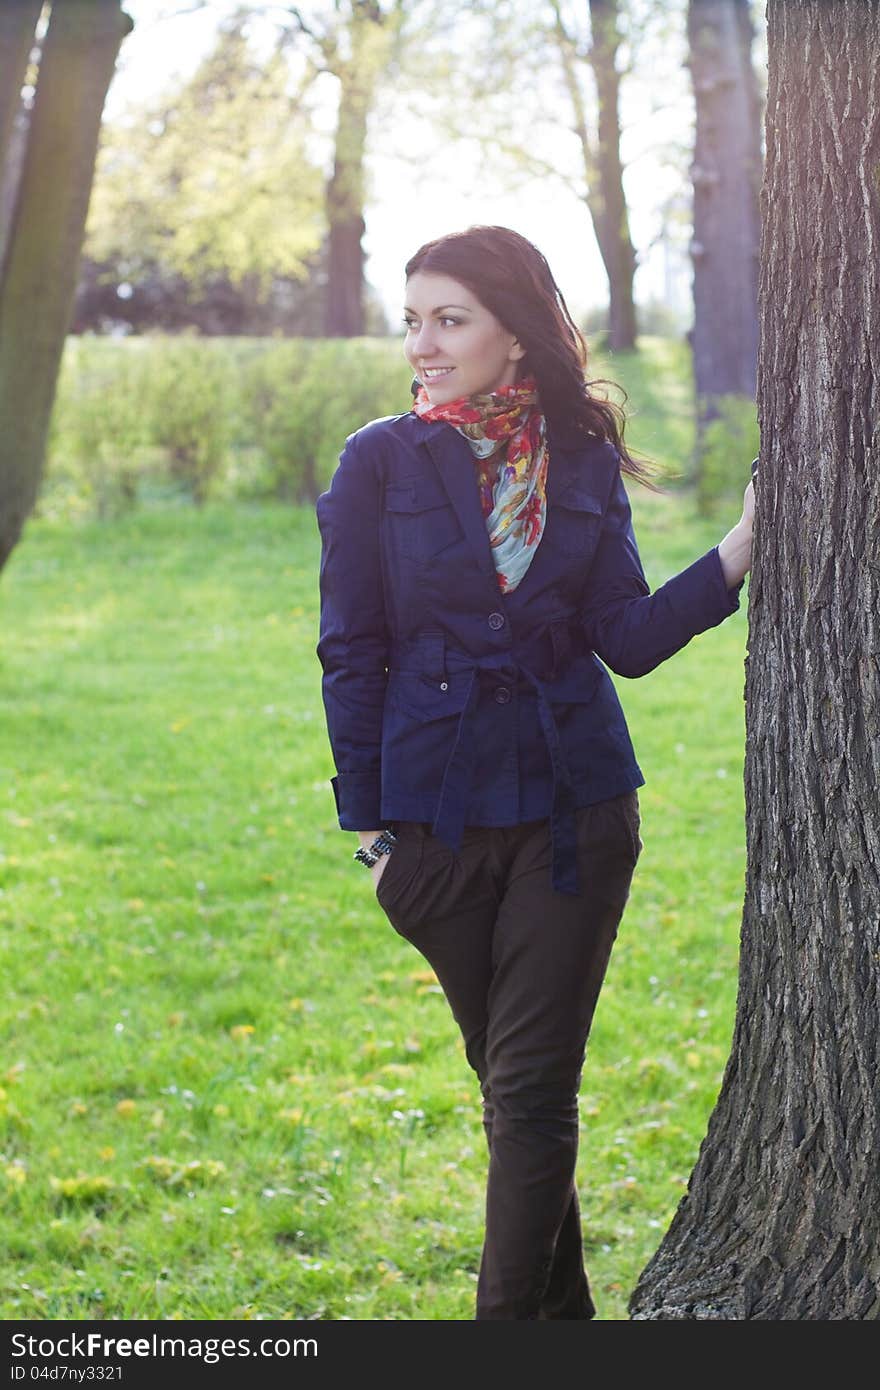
xmin=411 ymin=374 xmax=547 ymax=593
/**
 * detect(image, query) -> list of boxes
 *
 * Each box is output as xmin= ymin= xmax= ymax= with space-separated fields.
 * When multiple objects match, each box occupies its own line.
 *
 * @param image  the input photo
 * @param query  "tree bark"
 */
xmin=630 ymin=0 xmax=880 ymax=1320
xmin=0 ymin=0 xmax=42 ymax=269
xmin=0 ymin=0 xmax=41 ymax=172
xmin=687 ymin=0 xmax=761 ymax=446
xmin=0 ymin=0 xmax=132 ymax=574
xmin=587 ymin=0 xmax=637 ymax=351
xmin=551 ymin=0 xmax=638 ymax=351
xmin=324 ymin=3 xmax=394 ymax=338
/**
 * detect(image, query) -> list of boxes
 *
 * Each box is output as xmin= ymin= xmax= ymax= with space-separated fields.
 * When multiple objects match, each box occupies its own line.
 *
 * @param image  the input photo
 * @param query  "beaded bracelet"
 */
xmin=353 ymin=827 xmax=398 ymax=868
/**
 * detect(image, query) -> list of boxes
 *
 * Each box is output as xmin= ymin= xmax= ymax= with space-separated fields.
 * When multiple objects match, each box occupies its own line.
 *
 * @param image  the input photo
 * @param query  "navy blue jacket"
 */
xmin=316 ymin=410 xmax=745 ymax=895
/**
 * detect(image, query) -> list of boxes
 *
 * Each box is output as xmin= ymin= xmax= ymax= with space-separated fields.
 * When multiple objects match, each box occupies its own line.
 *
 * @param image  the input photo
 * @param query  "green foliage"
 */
xmin=145 ymin=336 xmax=234 ymax=506
xmin=42 ymin=336 xmax=417 ymax=518
xmin=0 ymin=484 xmax=748 ymax=1320
xmin=85 ymin=24 xmax=324 ymax=297
xmin=696 ymin=394 xmax=760 ymax=516
xmin=46 ymin=340 xmax=149 ymax=520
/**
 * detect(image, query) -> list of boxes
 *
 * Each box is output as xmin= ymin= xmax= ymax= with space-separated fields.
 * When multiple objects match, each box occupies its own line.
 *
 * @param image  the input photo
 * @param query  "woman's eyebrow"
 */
xmin=403 ymin=303 xmax=473 ymax=314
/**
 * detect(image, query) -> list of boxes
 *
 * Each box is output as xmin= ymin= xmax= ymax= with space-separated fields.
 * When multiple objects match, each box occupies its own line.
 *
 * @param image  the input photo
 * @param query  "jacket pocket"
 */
xmin=544 ymin=486 xmax=604 ymax=560
xmin=384 ymin=474 xmax=463 ymax=560
xmin=386 ymin=667 xmax=474 ymax=724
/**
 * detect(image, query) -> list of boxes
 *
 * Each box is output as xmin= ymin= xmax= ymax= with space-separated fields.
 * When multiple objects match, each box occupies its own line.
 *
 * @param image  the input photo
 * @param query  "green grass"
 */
xmin=0 ymin=344 xmax=751 ymax=1321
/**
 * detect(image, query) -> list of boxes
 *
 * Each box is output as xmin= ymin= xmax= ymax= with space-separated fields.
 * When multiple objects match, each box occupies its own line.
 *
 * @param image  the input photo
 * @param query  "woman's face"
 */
xmin=403 ymin=271 xmax=526 ymax=405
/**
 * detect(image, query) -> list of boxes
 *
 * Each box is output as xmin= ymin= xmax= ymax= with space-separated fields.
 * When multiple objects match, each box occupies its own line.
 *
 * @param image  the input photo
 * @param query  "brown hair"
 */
xmin=405 ymin=224 xmax=662 ymax=492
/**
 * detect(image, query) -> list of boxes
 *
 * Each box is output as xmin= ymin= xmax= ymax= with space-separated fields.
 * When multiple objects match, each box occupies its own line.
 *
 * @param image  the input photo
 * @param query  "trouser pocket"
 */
xmin=603 ymin=790 xmax=642 ymax=864
xmin=374 ymin=821 xmax=425 ymax=913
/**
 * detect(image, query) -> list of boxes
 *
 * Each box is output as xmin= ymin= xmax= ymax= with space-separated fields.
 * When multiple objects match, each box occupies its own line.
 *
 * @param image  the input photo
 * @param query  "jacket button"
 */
xmin=487 ymin=611 xmax=505 ymax=630
xmin=494 ymin=686 xmax=511 ymax=704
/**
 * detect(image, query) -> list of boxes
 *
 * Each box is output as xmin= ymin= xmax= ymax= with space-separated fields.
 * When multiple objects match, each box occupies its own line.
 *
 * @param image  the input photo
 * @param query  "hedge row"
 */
xmin=42 ymin=336 xmax=415 ymax=519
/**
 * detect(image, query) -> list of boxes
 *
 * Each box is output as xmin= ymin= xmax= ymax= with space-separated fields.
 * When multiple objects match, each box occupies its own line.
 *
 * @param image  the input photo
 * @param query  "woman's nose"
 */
xmin=412 ymin=323 xmax=438 ymax=356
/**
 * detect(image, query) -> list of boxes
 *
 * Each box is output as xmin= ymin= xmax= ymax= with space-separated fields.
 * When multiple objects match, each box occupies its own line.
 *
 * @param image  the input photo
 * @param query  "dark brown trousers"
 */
xmin=374 ymin=789 xmax=643 ymax=1320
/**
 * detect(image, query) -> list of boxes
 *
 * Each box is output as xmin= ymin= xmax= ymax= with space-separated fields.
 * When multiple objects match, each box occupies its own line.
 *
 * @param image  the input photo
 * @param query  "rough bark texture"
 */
xmin=588 ymin=0 xmax=637 ymax=351
xmin=688 ymin=0 xmax=761 ymax=429
xmin=323 ymin=3 xmax=394 ymax=338
xmin=0 ymin=0 xmax=132 ymax=574
xmin=630 ymin=0 xmax=880 ymax=1320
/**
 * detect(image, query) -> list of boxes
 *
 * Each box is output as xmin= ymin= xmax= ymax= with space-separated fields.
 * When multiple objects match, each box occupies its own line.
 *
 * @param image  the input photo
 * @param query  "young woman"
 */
xmin=316 ymin=224 xmax=755 ymax=1320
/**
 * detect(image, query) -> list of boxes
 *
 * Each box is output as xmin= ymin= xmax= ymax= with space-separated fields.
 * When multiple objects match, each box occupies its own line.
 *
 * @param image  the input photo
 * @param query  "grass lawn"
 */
xmin=0 ymin=347 xmax=752 ymax=1320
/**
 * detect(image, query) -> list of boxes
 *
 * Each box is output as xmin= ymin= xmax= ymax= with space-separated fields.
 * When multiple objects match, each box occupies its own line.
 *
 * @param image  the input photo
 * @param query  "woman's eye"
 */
xmin=401 ymin=317 xmax=460 ymax=330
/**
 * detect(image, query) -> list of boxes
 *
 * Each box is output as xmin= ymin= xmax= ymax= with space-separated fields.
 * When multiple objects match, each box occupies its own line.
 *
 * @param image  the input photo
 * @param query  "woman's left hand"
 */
xmin=717 ymin=466 xmax=756 ymax=587
xmin=740 ymin=477 xmax=755 ymax=535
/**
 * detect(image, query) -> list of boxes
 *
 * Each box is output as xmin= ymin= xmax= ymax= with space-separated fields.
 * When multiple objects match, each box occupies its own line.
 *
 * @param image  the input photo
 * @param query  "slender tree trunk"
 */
xmin=630 ymin=0 xmax=880 ymax=1320
xmin=0 ymin=0 xmax=132 ymax=574
xmin=687 ymin=0 xmax=761 ymax=470
xmin=323 ymin=70 xmax=372 ymax=337
xmin=324 ymin=5 xmax=392 ymax=338
xmin=588 ymin=0 xmax=637 ymax=351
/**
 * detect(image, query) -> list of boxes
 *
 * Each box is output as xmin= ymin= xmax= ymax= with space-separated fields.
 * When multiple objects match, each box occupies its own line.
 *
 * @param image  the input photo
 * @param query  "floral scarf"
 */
xmin=411 ymin=374 xmax=547 ymax=593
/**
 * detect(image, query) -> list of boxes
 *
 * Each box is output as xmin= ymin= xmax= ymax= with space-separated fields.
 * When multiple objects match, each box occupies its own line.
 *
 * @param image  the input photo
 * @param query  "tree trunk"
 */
xmin=687 ymin=0 xmax=761 ymax=477
xmin=0 ymin=0 xmax=132 ymax=574
xmin=0 ymin=0 xmax=42 ymax=269
xmin=630 ymin=0 xmax=880 ymax=1320
xmin=588 ymin=0 xmax=637 ymax=351
xmin=323 ymin=5 xmax=391 ymax=338
xmin=0 ymin=0 xmax=41 ymax=170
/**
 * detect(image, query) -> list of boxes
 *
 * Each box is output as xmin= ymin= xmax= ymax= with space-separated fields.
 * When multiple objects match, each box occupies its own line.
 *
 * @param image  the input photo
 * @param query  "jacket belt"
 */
xmin=401 ymin=621 xmax=586 ymax=897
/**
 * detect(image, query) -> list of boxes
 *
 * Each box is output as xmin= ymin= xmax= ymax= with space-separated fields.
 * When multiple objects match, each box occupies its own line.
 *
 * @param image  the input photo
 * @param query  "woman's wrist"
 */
xmin=717 ymin=521 xmax=752 ymax=588
xmin=357 ymin=829 xmax=384 ymax=850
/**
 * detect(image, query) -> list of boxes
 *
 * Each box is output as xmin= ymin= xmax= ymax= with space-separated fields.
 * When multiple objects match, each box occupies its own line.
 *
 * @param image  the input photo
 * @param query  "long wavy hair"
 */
xmin=405 ymin=224 xmax=662 ymax=492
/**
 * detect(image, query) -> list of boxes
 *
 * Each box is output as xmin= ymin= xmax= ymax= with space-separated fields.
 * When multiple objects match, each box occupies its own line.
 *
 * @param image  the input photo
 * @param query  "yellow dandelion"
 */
xmin=126 ymin=899 xmax=145 ymax=911
xmin=684 ymin=1051 xmax=701 ymax=1069
xmin=287 ymin=998 xmax=305 ymax=1012
xmin=230 ymin=1024 xmax=255 ymax=1041
xmin=278 ymin=1108 xmax=303 ymax=1125
xmin=98 ymin=1147 xmax=115 ymax=1162
xmin=116 ymin=1099 xmax=137 ymax=1117
xmin=68 ymin=1101 xmax=88 ymax=1117
xmin=50 ymin=1173 xmax=115 ymax=1201
xmin=167 ymin=1012 xmax=185 ymax=1028
xmin=213 ymin=1103 xmax=229 ymax=1117
xmin=4 ymin=1163 xmax=26 ymax=1186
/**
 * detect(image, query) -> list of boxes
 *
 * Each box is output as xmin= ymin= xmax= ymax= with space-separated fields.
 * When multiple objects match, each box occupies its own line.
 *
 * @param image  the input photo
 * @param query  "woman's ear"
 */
xmin=510 ymin=339 xmax=527 ymax=362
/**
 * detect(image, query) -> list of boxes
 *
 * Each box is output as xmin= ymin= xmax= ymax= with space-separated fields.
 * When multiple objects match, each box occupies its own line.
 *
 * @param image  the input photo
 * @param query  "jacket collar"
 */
xmin=406 ymin=411 xmax=590 ymax=583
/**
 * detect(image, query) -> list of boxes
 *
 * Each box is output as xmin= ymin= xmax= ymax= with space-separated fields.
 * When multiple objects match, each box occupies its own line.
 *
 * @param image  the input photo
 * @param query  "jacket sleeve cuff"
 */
xmin=331 ymin=772 xmax=383 ymax=830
